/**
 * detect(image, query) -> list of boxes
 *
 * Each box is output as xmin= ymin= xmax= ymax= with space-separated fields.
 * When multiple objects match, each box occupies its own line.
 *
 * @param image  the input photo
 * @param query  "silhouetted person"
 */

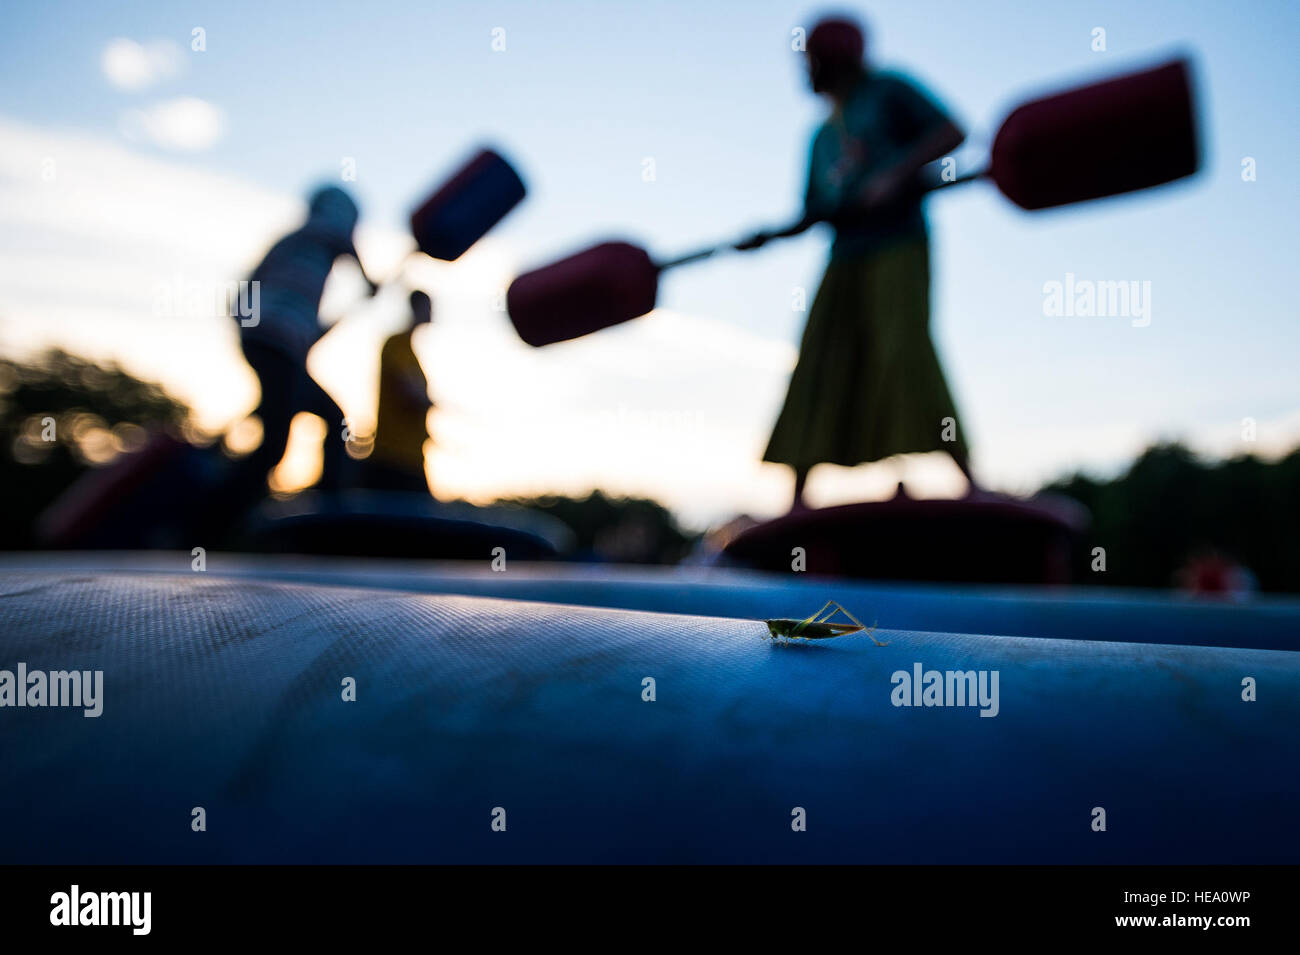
xmin=363 ymin=290 xmax=433 ymax=493
xmin=747 ymin=15 xmax=972 ymax=509
xmin=236 ymin=185 xmax=375 ymax=500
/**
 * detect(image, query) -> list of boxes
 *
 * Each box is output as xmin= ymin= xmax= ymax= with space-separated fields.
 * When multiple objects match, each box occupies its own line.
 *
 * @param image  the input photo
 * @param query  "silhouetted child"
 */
xmin=364 ymin=290 xmax=433 ymax=493
xmin=237 ymin=185 xmax=375 ymax=498
xmin=753 ymin=16 xmax=972 ymax=509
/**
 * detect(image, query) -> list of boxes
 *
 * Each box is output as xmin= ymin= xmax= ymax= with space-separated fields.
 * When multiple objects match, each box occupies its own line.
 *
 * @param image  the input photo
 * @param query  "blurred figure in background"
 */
xmin=1176 ymin=548 xmax=1258 ymax=600
xmin=751 ymin=15 xmax=972 ymax=509
xmin=362 ymin=289 xmax=433 ymax=494
xmin=235 ymin=185 xmax=376 ymax=501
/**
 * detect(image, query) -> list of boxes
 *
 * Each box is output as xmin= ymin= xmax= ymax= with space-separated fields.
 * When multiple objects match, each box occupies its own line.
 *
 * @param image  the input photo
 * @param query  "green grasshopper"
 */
xmin=764 ymin=600 xmax=886 ymax=645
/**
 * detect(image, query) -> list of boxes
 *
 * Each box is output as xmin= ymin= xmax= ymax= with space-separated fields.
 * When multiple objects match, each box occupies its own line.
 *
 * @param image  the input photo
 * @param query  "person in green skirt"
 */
xmin=742 ymin=15 xmax=972 ymax=510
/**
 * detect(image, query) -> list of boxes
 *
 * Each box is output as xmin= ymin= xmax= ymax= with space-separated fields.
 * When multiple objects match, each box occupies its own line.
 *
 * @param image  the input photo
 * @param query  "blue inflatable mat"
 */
xmin=7 ymin=553 xmax=1294 ymax=652
xmin=1 ymin=569 xmax=1296 ymax=863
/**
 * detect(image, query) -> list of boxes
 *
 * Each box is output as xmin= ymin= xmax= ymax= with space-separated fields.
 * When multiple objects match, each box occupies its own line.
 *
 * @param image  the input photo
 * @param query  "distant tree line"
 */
xmin=494 ymin=491 xmax=697 ymax=565
xmin=2 ymin=349 xmax=1296 ymax=591
xmin=1044 ymin=443 xmax=1300 ymax=593
xmin=0 ymin=349 xmax=190 ymax=548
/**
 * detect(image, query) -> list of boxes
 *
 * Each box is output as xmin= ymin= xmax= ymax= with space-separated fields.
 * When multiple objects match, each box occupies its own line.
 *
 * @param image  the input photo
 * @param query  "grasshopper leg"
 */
xmin=791 ymin=600 xmax=835 ymax=639
xmin=826 ymin=602 xmax=888 ymax=646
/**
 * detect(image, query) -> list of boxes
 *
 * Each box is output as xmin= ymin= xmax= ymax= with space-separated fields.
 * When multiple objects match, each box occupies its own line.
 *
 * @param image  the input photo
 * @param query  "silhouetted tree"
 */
xmin=1044 ymin=443 xmax=1300 ymax=593
xmin=0 ymin=349 xmax=191 ymax=547
xmin=496 ymin=491 xmax=697 ymax=564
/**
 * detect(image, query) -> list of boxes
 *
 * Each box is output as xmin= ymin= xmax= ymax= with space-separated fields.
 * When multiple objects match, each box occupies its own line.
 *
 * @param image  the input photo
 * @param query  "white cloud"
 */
xmin=0 ymin=116 xmax=294 ymax=260
xmin=120 ymin=97 xmax=225 ymax=151
xmin=101 ymin=38 xmax=183 ymax=91
xmin=0 ymin=115 xmax=298 ymax=425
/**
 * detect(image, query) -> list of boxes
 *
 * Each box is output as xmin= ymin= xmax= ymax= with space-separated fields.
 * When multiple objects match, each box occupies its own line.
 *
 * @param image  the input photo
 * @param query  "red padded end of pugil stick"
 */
xmin=990 ymin=59 xmax=1198 ymax=211
xmin=506 ymin=241 xmax=659 ymax=347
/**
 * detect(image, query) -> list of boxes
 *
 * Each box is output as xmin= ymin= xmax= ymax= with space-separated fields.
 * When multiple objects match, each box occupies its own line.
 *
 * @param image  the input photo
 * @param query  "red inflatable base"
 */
xmin=722 ymin=487 xmax=1088 ymax=584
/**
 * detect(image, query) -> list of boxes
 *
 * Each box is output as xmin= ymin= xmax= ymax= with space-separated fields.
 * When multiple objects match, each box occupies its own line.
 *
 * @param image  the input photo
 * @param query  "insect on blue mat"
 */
xmin=764 ymin=600 xmax=886 ymax=645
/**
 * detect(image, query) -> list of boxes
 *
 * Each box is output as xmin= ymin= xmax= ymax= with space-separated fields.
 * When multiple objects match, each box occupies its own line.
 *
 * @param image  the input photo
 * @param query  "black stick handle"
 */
xmin=654 ymin=163 xmax=989 ymax=274
xmin=656 ymin=246 xmax=723 ymax=270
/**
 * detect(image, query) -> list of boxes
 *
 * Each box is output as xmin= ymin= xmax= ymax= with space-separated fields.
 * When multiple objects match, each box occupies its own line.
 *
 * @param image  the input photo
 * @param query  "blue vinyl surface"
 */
xmin=1 ymin=560 xmax=1296 ymax=863
xmin=7 ymin=552 xmax=1292 ymax=651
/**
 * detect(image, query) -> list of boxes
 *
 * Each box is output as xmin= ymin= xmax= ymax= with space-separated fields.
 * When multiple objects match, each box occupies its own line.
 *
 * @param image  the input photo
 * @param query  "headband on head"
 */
xmin=807 ymin=17 xmax=865 ymax=67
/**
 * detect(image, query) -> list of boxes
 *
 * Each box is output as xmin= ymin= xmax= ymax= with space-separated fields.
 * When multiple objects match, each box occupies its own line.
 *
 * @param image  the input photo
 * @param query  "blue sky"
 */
xmin=1 ymin=0 xmax=1297 ymax=524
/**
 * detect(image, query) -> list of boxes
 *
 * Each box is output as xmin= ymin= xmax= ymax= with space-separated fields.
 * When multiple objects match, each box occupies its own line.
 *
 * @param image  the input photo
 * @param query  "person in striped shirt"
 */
xmin=236 ymin=185 xmax=376 ymax=497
